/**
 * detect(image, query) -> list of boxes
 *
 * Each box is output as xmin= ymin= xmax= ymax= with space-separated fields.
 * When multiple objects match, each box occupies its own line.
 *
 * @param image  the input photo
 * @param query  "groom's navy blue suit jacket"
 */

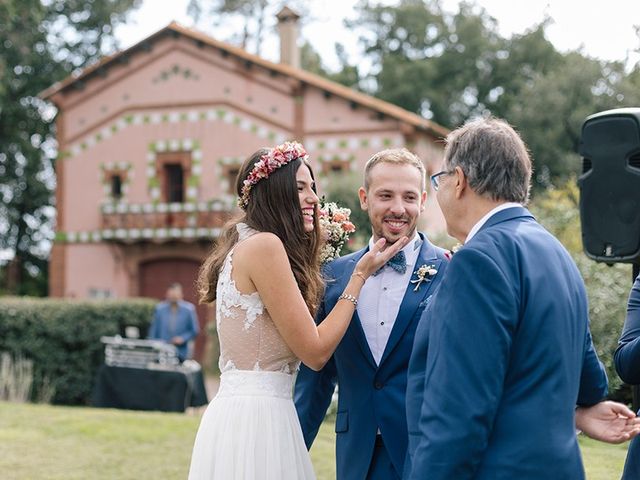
xmin=404 ymin=207 xmax=608 ymax=480
xmin=294 ymin=233 xmax=448 ymax=480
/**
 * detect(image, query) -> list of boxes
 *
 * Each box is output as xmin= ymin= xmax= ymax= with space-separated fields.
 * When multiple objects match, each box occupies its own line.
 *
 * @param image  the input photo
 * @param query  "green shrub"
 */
xmin=572 ymin=255 xmax=630 ymax=400
xmin=0 ymin=297 xmax=155 ymax=405
xmin=530 ymin=180 xmax=633 ymax=401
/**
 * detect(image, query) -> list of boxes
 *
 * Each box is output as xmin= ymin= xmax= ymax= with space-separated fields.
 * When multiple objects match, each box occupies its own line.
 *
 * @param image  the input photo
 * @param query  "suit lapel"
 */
xmin=332 ymin=249 xmax=378 ymax=369
xmin=378 ymin=236 xmax=442 ymax=366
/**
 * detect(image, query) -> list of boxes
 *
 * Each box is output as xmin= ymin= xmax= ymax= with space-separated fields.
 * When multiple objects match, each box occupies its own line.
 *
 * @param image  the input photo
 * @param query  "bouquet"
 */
xmin=318 ymin=200 xmax=356 ymax=264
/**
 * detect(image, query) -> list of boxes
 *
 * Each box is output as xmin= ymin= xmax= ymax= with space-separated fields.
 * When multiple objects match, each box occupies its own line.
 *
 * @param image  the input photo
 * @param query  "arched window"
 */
xmin=224 ymin=166 xmax=240 ymax=194
xmin=322 ymin=160 xmax=350 ymax=175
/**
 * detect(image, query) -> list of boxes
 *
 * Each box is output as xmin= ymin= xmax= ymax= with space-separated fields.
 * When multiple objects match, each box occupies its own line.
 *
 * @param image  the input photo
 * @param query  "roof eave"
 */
xmin=39 ymin=22 xmax=450 ymax=138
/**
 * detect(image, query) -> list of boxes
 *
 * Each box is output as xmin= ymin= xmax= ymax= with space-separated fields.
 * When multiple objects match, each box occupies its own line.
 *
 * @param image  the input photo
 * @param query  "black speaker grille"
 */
xmin=629 ymin=153 xmax=640 ymax=171
xmin=582 ymin=157 xmax=592 ymax=173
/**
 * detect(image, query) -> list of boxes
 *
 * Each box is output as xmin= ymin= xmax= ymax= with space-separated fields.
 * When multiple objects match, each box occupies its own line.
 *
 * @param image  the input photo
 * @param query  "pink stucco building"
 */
xmin=42 ymin=11 xmax=449 ymax=359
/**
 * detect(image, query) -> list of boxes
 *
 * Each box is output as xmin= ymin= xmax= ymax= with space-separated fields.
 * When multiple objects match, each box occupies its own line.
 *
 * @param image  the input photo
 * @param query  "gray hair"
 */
xmin=363 ymin=148 xmax=426 ymax=191
xmin=444 ymin=118 xmax=532 ymax=204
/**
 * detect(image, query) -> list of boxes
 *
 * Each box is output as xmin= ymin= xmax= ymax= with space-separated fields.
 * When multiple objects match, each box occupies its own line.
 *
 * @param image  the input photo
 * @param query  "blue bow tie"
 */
xmin=373 ymin=250 xmax=407 ymax=275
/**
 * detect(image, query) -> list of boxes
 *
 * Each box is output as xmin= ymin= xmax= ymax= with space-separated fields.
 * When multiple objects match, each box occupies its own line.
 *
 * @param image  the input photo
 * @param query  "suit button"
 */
xmin=374 ymin=382 xmax=383 ymax=390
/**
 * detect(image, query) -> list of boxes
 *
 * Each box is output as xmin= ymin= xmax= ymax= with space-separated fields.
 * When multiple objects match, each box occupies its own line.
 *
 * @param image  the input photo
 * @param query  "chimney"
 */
xmin=276 ymin=6 xmax=301 ymax=69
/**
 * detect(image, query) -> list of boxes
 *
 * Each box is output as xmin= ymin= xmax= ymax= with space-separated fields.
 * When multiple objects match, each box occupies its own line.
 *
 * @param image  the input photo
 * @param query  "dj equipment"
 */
xmin=100 ymin=336 xmax=180 ymax=369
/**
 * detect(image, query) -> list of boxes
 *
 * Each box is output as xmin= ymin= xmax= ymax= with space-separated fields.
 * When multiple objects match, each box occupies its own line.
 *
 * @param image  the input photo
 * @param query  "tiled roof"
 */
xmin=41 ymin=22 xmax=449 ymax=138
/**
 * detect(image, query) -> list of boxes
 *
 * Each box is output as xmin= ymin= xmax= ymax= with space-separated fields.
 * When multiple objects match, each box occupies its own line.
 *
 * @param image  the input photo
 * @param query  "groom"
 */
xmin=295 ymin=148 xmax=448 ymax=480
xmin=404 ymin=118 xmax=610 ymax=479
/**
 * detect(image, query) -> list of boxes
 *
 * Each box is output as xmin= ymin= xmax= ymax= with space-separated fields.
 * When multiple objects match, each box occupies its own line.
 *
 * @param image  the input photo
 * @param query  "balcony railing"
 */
xmin=95 ymin=200 xmax=235 ymax=242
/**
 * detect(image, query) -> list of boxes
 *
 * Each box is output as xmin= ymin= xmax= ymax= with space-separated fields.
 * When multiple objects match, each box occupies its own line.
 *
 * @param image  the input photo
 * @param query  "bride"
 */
xmin=188 ymin=141 xmax=407 ymax=479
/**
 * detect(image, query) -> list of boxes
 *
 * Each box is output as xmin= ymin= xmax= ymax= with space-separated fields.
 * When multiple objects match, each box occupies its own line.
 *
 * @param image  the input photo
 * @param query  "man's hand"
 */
xmin=171 ymin=336 xmax=185 ymax=346
xmin=576 ymin=400 xmax=640 ymax=444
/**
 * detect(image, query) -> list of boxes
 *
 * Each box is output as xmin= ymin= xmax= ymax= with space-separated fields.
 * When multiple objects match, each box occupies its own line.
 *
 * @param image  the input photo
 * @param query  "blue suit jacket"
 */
xmin=614 ymin=274 xmax=640 ymax=480
xmin=405 ymin=207 xmax=607 ymax=480
xmin=148 ymin=300 xmax=199 ymax=361
xmin=294 ymin=233 xmax=448 ymax=480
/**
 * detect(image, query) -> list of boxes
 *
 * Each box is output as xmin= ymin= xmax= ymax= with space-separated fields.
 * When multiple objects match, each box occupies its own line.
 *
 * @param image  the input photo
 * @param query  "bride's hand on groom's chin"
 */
xmin=356 ymin=236 xmax=409 ymax=278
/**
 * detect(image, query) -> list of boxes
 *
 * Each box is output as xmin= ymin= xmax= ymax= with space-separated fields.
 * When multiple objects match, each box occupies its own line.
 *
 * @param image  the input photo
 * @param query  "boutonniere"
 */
xmin=444 ymin=243 xmax=463 ymax=260
xmin=411 ymin=264 xmax=438 ymax=291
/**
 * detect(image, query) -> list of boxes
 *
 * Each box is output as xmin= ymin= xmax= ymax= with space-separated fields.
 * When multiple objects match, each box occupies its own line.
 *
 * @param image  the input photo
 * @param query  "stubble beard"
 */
xmin=372 ymin=222 xmax=417 ymax=249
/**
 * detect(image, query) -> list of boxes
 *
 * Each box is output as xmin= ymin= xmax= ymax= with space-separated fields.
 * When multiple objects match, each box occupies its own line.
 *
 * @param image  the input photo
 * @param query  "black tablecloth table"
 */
xmin=92 ymin=364 xmax=208 ymax=412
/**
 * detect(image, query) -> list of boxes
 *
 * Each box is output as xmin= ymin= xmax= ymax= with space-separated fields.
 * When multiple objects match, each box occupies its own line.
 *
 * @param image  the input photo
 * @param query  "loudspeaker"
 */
xmin=578 ymin=108 xmax=640 ymax=264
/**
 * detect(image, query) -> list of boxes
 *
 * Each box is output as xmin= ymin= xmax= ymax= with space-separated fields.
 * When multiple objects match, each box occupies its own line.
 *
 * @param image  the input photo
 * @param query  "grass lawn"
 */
xmin=0 ymin=401 xmax=629 ymax=479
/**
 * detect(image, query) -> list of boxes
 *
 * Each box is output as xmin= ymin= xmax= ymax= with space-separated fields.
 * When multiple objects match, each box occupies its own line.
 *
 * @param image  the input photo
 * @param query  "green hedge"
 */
xmin=530 ymin=181 xmax=632 ymax=402
xmin=0 ymin=297 xmax=155 ymax=405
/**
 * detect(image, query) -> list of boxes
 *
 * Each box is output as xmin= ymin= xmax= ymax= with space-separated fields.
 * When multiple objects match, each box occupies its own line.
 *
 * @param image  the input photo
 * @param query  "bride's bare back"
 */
xmin=216 ymin=223 xmax=299 ymax=374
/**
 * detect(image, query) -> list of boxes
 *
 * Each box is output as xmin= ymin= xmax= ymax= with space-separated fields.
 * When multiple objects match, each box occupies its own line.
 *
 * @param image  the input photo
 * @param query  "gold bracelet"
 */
xmin=351 ymin=271 xmax=366 ymax=283
xmin=338 ymin=293 xmax=358 ymax=308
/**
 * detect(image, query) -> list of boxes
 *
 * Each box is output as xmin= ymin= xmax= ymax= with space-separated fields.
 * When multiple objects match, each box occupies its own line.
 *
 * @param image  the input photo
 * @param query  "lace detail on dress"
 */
xmin=236 ymin=222 xmax=255 ymax=241
xmin=215 ymin=223 xmax=300 ymax=375
xmin=218 ymin=253 xmax=264 ymax=330
xmin=221 ymin=359 xmax=237 ymax=371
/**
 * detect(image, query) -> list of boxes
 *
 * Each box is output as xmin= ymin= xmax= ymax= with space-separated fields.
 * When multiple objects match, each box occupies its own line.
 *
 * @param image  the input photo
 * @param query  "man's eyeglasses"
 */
xmin=430 ymin=170 xmax=453 ymax=191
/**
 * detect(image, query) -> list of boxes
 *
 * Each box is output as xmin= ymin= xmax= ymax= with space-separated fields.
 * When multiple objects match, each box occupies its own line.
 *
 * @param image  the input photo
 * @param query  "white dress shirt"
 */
xmin=357 ymin=232 xmax=421 ymax=365
xmin=465 ymin=202 xmax=522 ymax=243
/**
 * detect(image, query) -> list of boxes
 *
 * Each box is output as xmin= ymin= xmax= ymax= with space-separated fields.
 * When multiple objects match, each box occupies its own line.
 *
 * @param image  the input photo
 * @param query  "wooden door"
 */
xmin=139 ymin=258 xmax=209 ymax=362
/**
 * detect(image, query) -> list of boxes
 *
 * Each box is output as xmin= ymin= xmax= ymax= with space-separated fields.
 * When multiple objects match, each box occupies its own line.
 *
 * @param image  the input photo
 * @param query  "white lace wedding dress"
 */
xmin=188 ymin=224 xmax=316 ymax=479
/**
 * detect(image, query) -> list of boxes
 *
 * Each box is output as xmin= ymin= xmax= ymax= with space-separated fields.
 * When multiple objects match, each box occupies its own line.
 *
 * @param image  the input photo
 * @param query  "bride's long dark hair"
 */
xmin=197 ymin=147 xmax=324 ymax=315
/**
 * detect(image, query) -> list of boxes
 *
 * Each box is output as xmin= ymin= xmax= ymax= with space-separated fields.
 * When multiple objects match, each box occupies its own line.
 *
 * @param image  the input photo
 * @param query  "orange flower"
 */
xmin=332 ymin=212 xmax=347 ymax=222
xmin=342 ymin=221 xmax=356 ymax=233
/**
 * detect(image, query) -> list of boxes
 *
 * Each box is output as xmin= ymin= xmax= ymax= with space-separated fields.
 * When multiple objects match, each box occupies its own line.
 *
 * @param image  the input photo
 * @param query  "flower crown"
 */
xmin=238 ymin=141 xmax=309 ymax=209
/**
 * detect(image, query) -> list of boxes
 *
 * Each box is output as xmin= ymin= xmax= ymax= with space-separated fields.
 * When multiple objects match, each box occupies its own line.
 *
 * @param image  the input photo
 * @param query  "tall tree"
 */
xmin=505 ymin=53 xmax=632 ymax=187
xmin=301 ymin=41 xmax=362 ymax=89
xmin=0 ymin=0 xmax=141 ymax=295
xmin=348 ymin=1 xmax=640 ymax=191
xmin=348 ymin=0 xmax=507 ymax=126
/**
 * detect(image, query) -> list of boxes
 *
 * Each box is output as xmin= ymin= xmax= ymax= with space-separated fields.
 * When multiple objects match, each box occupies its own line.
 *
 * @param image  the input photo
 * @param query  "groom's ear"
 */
xmin=358 ymin=186 xmax=368 ymax=210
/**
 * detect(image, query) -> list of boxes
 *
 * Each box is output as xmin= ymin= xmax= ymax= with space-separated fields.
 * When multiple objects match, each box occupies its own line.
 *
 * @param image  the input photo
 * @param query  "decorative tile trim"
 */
xmin=54 ymin=227 xmax=222 ymax=244
xmin=146 ymin=138 xmax=202 ymax=203
xmin=305 ymin=135 xmax=403 ymax=152
xmin=317 ymin=152 xmax=356 ymax=163
xmin=62 ymin=106 xmax=406 ymax=161
xmin=64 ymin=106 xmax=288 ymax=159
xmin=152 ymin=64 xmax=201 ymax=84
xmin=216 ymin=156 xmax=244 ymax=195
xmin=99 ymin=161 xmax=133 ymax=201
xmin=100 ymin=199 xmax=235 ymax=214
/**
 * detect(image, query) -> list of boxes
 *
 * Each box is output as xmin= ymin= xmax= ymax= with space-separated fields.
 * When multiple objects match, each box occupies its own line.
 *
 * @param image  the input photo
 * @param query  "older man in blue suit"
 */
xmin=295 ymin=148 xmax=449 ymax=480
xmin=405 ymin=118 xmax=613 ymax=480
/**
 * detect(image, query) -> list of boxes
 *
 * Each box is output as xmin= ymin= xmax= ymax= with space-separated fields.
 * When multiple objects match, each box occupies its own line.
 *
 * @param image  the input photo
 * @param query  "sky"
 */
xmin=115 ymin=0 xmax=640 ymax=71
